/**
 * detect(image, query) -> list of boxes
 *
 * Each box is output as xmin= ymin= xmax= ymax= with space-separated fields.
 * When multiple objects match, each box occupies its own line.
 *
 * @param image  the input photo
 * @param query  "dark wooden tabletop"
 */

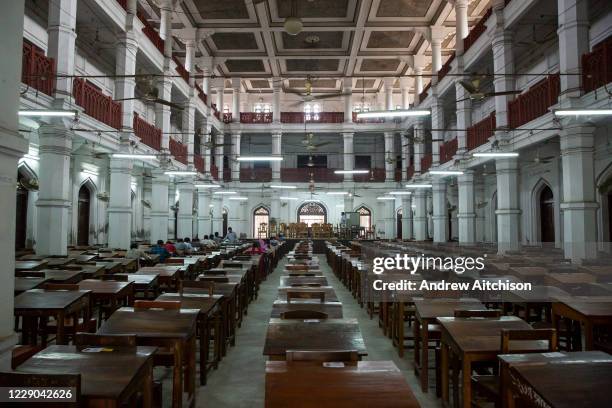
xmin=270 ymin=300 xmax=343 ymax=318
xmin=157 ymin=293 xmax=223 ymax=314
xmin=43 ymin=257 xmax=76 ymax=267
xmin=506 ymin=285 xmax=571 ymax=302
xmin=37 ymin=269 xmax=84 ymax=283
xmin=15 ymin=345 xmax=155 ymax=402
xmin=265 ymin=360 xmax=420 ymax=408
xmin=14 ymin=289 xmax=90 ymax=312
xmin=15 ymin=260 xmax=48 ymax=271
xmin=263 ymin=318 xmax=367 ymax=357
xmin=77 ymin=279 xmax=134 ymax=295
xmin=276 ymin=286 xmax=338 ymax=302
xmin=66 ymin=264 xmax=106 ymax=279
xmin=279 ymin=276 xmax=329 ymax=287
xmin=73 ymin=254 xmax=97 ymax=263
xmin=117 ymin=273 xmax=159 ymax=286
xmin=413 ymin=298 xmax=484 ymax=320
xmin=554 ymin=299 xmax=612 ymax=318
xmin=14 ymin=276 xmax=50 ymax=294
xmin=98 ymin=307 xmax=198 ymax=339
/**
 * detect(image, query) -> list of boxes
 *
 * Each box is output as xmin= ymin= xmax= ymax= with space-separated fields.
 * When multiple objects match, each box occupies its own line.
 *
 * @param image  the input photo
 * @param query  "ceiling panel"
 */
xmin=211 ymin=33 xmax=259 ymax=50
xmin=193 ymin=0 xmax=250 ymax=19
xmin=354 ymin=79 xmax=376 ymax=89
xmin=360 ymin=58 xmax=400 ymax=71
xmin=225 ymin=59 xmax=266 ymax=72
xmin=277 ymin=0 xmax=349 ymax=18
xmin=250 ymin=79 xmax=271 ymax=88
xmin=282 ymin=31 xmax=344 ymax=49
xmin=286 ymin=59 xmax=340 ymax=71
xmin=376 ymin=0 xmax=433 ymax=18
xmin=366 ymin=31 xmax=415 ymax=48
xmin=288 ymin=79 xmax=338 ymax=88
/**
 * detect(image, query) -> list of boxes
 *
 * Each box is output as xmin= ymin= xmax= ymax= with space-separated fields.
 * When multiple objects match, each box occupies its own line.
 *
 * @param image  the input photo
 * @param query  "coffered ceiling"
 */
xmin=144 ymin=0 xmax=491 ymax=93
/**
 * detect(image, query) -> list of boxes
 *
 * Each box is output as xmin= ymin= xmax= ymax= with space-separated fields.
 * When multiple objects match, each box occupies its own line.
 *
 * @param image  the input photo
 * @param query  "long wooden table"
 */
xmin=270 ymin=300 xmax=343 ymax=318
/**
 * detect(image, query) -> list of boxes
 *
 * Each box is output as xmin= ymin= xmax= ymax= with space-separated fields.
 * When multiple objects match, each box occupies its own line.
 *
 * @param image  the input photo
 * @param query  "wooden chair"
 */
xmin=180 ymin=280 xmax=214 ymax=296
xmin=454 ymin=309 xmax=502 ymax=318
xmin=280 ymin=310 xmax=328 ymax=319
xmin=133 ymin=300 xmax=181 ymax=310
xmin=286 ymin=290 xmax=325 ymax=303
xmin=286 ymin=350 xmax=358 ymax=362
xmin=0 ymin=372 xmax=81 ymax=407
xmin=74 ymin=333 xmax=137 ymax=349
xmin=471 ymin=329 xmax=558 ymax=408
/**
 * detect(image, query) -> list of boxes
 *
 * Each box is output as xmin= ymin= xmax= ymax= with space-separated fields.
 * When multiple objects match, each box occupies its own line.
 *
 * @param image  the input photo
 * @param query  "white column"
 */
xmin=458 ymin=171 xmax=477 ymax=244
xmin=431 ymin=96 xmax=444 ymax=166
xmin=203 ymin=122 xmax=212 ymax=174
xmin=384 ymin=78 xmax=394 ymax=110
xmin=400 ymin=77 xmax=411 ymax=109
xmin=385 ymin=200 xmax=396 ymax=239
xmin=455 ymin=0 xmax=469 ymax=54
xmin=184 ymin=39 xmax=195 ymax=73
xmin=155 ymin=77 xmax=173 ymax=150
xmin=215 ymin=82 xmax=225 ymax=113
xmin=429 ymin=26 xmax=445 ymax=82
xmin=47 ymin=0 xmax=77 ymax=96
xmin=343 ymin=78 xmax=353 ymax=123
xmin=271 ymin=192 xmax=281 ymax=228
xmin=272 ymin=79 xmax=281 ymax=123
xmin=231 ymin=131 xmax=241 ymax=181
xmin=401 ymin=131 xmax=409 ymax=181
xmin=491 ymin=15 xmax=515 ymax=129
xmin=427 ymin=193 xmax=434 ymax=239
xmin=108 ymin=158 xmax=133 ymax=249
xmin=177 ymin=183 xmax=194 ymax=238
xmin=215 ymin=132 xmax=224 ymax=181
xmin=402 ymin=196 xmax=413 ymax=240
xmin=150 ymin=171 xmax=169 ymax=243
xmin=272 ymin=131 xmax=282 ymax=181
xmin=557 ymin=0 xmax=589 ymax=98
xmin=414 ymin=189 xmax=428 ymax=240
xmin=143 ymin=180 xmax=152 ymax=241
xmin=36 ymin=125 xmax=72 ymax=255
xmin=455 ymin=68 xmax=472 ymax=154
xmin=200 ymin=59 xmax=213 ymax=108
xmin=159 ymin=4 xmax=173 ymax=57
xmin=115 ymin=31 xmax=138 ymax=133
xmin=560 ymin=123 xmax=598 ymax=261
xmin=384 ymin=132 xmax=395 ymax=181
xmin=0 ymin=0 xmax=27 ymax=347
xmin=231 ymin=77 xmax=241 ymax=122
xmin=343 ymin=132 xmax=354 ymax=181
xmin=197 ymin=190 xmax=212 ymax=236
xmin=414 ymin=120 xmax=424 ymax=175
xmin=168 ymin=183 xmax=176 ymax=238
xmin=495 ymin=157 xmax=521 ymax=253
xmin=344 ymin=194 xmax=354 ymax=213
xmin=212 ymin=197 xmax=223 ymax=235
xmin=415 ymin=66 xmax=424 ymax=95
xmin=182 ymin=98 xmax=196 ymax=166
xmin=432 ymin=179 xmax=448 ymax=242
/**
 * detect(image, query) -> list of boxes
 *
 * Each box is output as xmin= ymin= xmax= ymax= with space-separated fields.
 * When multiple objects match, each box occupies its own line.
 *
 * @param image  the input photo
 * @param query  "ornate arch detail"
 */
xmin=79 ymin=177 xmax=97 ymax=195
xmin=251 ymin=203 xmax=270 ymax=214
xmin=297 ymin=201 xmax=328 ymax=223
xmin=17 ymin=162 xmax=38 ymax=182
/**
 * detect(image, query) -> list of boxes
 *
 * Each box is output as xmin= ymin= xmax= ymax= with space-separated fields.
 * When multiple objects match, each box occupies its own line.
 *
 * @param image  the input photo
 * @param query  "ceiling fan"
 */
xmin=522 ymin=147 xmax=555 ymax=165
xmin=114 ymin=76 xmax=184 ymax=110
xmin=200 ymin=133 xmax=234 ymax=150
xmin=301 ymin=133 xmax=332 ymax=152
xmin=481 ymin=163 xmax=496 ymax=177
xmin=251 ymin=0 xmax=311 ymax=36
xmin=456 ymin=75 xmax=521 ymax=103
xmin=287 ymin=76 xmax=351 ymax=106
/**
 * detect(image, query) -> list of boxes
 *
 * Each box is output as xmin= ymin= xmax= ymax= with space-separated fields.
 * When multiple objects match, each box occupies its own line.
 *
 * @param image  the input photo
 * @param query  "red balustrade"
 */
xmin=280 ymin=168 xmax=343 ymax=183
xmin=280 ymin=112 xmax=344 ymax=123
xmin=438 ymin=53 xmax=455 ymax=82
xmin=407 ymin=164 xmax=415 ymax=180
xmin=508 ymin=74 xmax=559 ymax=129
xmin=169 ymin=138 xmax=188 ymax=165
xmin=353 ymin=168 xmax=386 ymax=182
xmin=467 ymin=112 xmax=496 ymax=151
xmin=195 ymin=84 xmax=208 ymax=105
xmin=211 ymin=105 xmax=221 ymax=120
xmin=351 ymin=112 xmax=385 ymax=124
xmin=418 ymin=83 xmax=431 ymax=104
xmin=240 ymin=112 xmax=273 ymax=124
xmin=22 ymin=40 xmax=55 ymax=96
xmin=439 ymin=138 xmax=458 ymax=164
xmin=172 ymin=56 xmax=189 ymax=83
xmin=194 ymin=155 xmax=205 ymax=173
xmin=210 ymin=165 xmax=219 ymax=181
xmin=421 ymin=154 xmax=432 ymax=173
xmin=223 ymin=168 xmax=232 ymax=182
xmin=133 ymin=113 xmax=161 ymax=151
xmin=137 ymin=10 xmax=164 ymax=54
xmin=239 ymin=167 xmax=272 ymax=182
xmin=463 ymin=8 xmax=492 ymax=53
xmin=115 ymin=0 xmax=127 ymax=9
xmin=222 ymin=113 xmax=232 ymax=123
xmin=73 ymin=78 xmax=122 ymax=129
xmin=394 ymin=168 xmax=402 ymax=182
xmin=582 ymin=36 xmax=612 ymax=94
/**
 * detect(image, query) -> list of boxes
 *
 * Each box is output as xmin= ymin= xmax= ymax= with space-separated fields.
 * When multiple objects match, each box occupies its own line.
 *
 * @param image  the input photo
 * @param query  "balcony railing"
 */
xmin=240 ymin=167 xmax=272 ymax=182
xmin=351 ymin=112 xmax=385 ymax=124
xmin=172 ymin=56 xmax=189 ymax=83
xmin=463 ymin=8 xmax=492 ymax=53
xmin=281 ymin=168 xmax=343 ymax=183
xmin=116 ymin=0 xmax=127 ymax=10
xmin=407 ymin=164 xmax=415 ymax=180
xmin=394 ymin=168 xmax=402 ymax=182
xmin=169 ymin=138 xmax=188 ymax=165
xmin=240 ymin=112 xmax=273 ymax=124
xmin=223 ymin=168 xmax=232 ymax=182
xmin=418 ymin=83 xmax=431 ymax=104
xmin=467 ymin=112 xmax=496 ymax=151
xmin=195 ymin=84 xmax=208 ymax=105
xmin=222 ymin=113 xmax=232 ymax=123
xmin=194 ymin=155 xmax=204 ymax=173
xmin=439 ymin=138 xmax=458 ymax=164
xmin=22 ymin=40 xmax=55 ymax=96
xmin=210 ymin=165 xmax=219 ymax=180
xmin=137 ymin=10 xmax=164 ymax=54
xmin=280 ymin=112 xmax=344 ymax=124
xmin=508 ymin=74 xmax=559 ymax=129
xmin=73 ymin=78 xmax=122 ymax=129
xmin=438 ymin=53 xmax=455 ymax=82
xmin=421 ymin=154 xmax=432 ymax=173
xmin=211 ymin=105 xmax=221 ymax=120
xmin=133 ymin=113 xmax=161 ymax=151
xmin=353 ymin=168 xmax=385 ymax=182
xmin=582 ymin=36 xmax=612 ymax=94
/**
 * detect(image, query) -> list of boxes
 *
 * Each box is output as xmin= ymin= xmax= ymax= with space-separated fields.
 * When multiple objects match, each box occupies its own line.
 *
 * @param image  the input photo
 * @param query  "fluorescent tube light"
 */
xmin=228 ymin=197 xmax=248 ymax=200
xmin=195 ymin=184 xmax=222 ymax=188
xmin=334 ymin=169 xmax=370 ymax=174
xmin=112 ymin=153 xmax=157 ymax=159
xmin=429 ymin=170 xmax=464 ymax=176
xmin=213 ymin=191 xmax=237 ymax=195
xmin=18 ymin=109 xmax=77 ymax=117
xmin=554 ymin=109 xmax=612 ymax=116
xmin=472 ymin=152 xmax=519 ymax=158
xmin=377 ymin=196 xmax=396 ymax=200
xmin=388 ymin=191 xmax=412 ymax=195
xmin=356 ymin=109 xmax=430 ymax=119
xmin=270 ymin=185 xmax=297 ymax=189
xmin=280 ymin=196 xmax=297 ymax=200
xmin=405 ymin=184 xmax=433 ymax=188
xmin=164 ymin=171 xmax=198 ymax=176
xmin=326 ymin=192 xmax=349 ymax=195
xmin=236 ymin=156 xmax=283 ymax=161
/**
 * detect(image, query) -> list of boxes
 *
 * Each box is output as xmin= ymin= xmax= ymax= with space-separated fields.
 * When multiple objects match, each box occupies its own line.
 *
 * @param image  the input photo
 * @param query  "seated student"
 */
xmin=175 ymin=238 xmax=186 ymax=256
xmin=212 ymin=232 xmax=222 ymax=244
xmin=126 ymin=243 xmax=151 ymax=267
xmin=164 ymin=240 xmax=177 ymax=256
xmin=201 ymin=235 xmax=216 ymax=248
xmin=183 ymin=237 xmax=193 ymax=254
xmin=149 ymin=240 xmax=171 ymax=262
xmin=269 ymin=236 xmax=279 ymax=247
xmin=244 ymin=241 xmax=264 ymax=255
xmin=191 ymin=237 xmax=201 ymax=250
xmin=224 ymin=227 xmax=238 ymax=243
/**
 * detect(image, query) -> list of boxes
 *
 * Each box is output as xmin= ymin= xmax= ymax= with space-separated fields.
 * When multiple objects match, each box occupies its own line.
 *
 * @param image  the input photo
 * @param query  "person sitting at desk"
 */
xmin=126 ymin=243 xmax=151 ymax=267
xmin=269 ymin=236 xmax=279 ymax=247
xmin=224 ymin=227 xmax=238 ymax=243
xmin=244 ymin=241 xmax=264 ymax=255
xmin=201 ymin=235 xmax=217 ymax=248
xmin=150 ymin=240 xmax=170 ymax=262
xmin=164 ymin=240 xmax=176 ymax=256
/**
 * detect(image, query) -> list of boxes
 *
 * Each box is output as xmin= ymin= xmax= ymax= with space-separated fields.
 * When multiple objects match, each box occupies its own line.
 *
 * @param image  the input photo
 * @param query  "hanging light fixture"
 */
xmin=284 ymin=0 xmax=303 ymax=36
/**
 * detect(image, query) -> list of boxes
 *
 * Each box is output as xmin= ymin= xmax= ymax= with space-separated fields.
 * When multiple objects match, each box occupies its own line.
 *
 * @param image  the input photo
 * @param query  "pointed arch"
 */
xmin=253 ymin=205 xmax=270 ymax=238
xmin=596 ymin=161 xmax=612 ymax=250
xmin=297 ymin=201 xmax=327 ymax=226
xmin=355 ymin=205 xmax=372 ymax=232
xmin=531 ymin=178 xmax=555 ymax=244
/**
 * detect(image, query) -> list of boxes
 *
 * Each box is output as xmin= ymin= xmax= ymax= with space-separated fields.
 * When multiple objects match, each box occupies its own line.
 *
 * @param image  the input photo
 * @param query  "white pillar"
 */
xmin=414 ymin=189 xmax=428 ymax=241
xmin=455 ymin=69 xmax=472 ymax=154
xmin=429 ymin=26 xmax=445 ymax=80
xmin=272 ymin=131 xmax=282 ymax=181
xmin=184 ymin=40 xmax=195 ymax=73
xmin=343 ymin=132 xmax=354 ymax=181
xmin=150 ymin=171 xmax=169 ymax=243
xmin=143 ymin=180 xmax=152 ymax=241
xmin=215 ymin=82 xmax=225 ymax=113
xmin=47 ymin=0 xmax=77 ymax=96
xmin=36 ymin=125 xmax=72 ymax=255
xmin=343 ymin=78 xmax=353 ymax=123
xmin=203 ymin=122 xmax=212 ymax=174
xmin=491 ymin=15 xmax=515 ymax=129
xmin=212 ymin=197 xmax=223 ymax=236
xmin=401 ymin=131 xmax=409 ymax=181
xmin=160 ymin=5 xmax=173 ymax=57
xmin=215 ymin=132 xmax=224 ymax=181
xmin=344 ymin=194 xmax=354 ymax=213
xmin=177 ymin=183 xmax=194 ymax=239
xmin=231 ymin=131 xmax=241 ymax=181
xmin=107 ymin=158 xmax=133 ymax=249
xmin=231 ymin=77 xmax=241 ymax=122
xmin=431 ymin=96 xmax=444 ymax=166
xmin=557 ymin=0 xmax=589 ymax=98
xmin=182 ymin=99 xmax=196 ymax=166
xmin=384 ymin=132 xmax=395 ymax=181
xmin=272 ymin=79 xmax=281 ymax=123
xmin=168 ymin=183 xmax=176 ymax=239
xmin=385 ymin=200 xmax=396 ymax=239
xmin=495 ymin=157 xmax=521 ymax=253
xmin=197 ymin=190 xmax=212 ymax=236
xmin=384 ymin=78 xmax=394 ymax=110
xmin=427 ymin=193 xmax=434 ymax=239
xmin=402 ymin=196 xmax=413 ymax=240
xmin=560 ymin=123 xmax=598 ymax=261
xmin=400 ymin=77 xmax=411 ymax=109
xmin=115 ymin=31 xmax=138 ymax=133
xmin=458 ymin=171 xmax=477 ymax=244
xmin=155 ymin=77 xmax=173 ymax=150
xmin=455 ymin=0 xmax=469 ymax=54
xmin=271 ymin=192 xmax=281 ymax=228
xmin=432 ymin=179 xmax=448 ymax=242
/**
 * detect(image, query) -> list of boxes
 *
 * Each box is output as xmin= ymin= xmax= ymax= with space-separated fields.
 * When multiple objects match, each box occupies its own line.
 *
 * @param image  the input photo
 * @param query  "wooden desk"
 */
xmin=77 ymin=279 xmax=134 ymax=321
xmin=413 ymin=298 xmax=484 ymax=392
xmin=97 ymin=307 xmax=199 ymax=408
xmin=14 ymin=289 xmax=91 ymax=345
xmin=116 ymin=273 xmax=160 ymax=299
xmin=43 ymin=257 xmax=76 ymax=267
xmin=276 ymin=286 xmax=338 ymax=302
xmin=36 ymin=269 xmax=84 ymax=284
xmin=14 ymin=276 xmax=49 ymax=295
xmin=66 ymin=264 xmax=106 ymax=279
xmin=544 ymin=272 xmax=596 ymax=285
xmin=265 ymin=360 xmax=420 ymax=408
xmin=271 ymin=300 xmax=343 ymax=318
xmin=15 ymin=345 xmax=155 ymax=408
xmin=438 ymin=316 xmax=539 ymax=408
xmin=94 ymin=261 xmax=123 ymax=274
xmin=157 ymin=292 xmax=223 ymax=384
xmin=552 ymin=300 xmax=612 ymax=350
xmin=263 ymin=318 xmax=367 ymax=360
xmin=15 ymin=260 xmax=48 ymax=271
xmin=137 ymin=266 xmax=182 ymax=290
xmin=73 ymin=254 xmax=97 ymax=263
xmin=279 ymin=276 xmax=328 ymax=287
xmin=509 ymin=267 xmax=549 ymax=284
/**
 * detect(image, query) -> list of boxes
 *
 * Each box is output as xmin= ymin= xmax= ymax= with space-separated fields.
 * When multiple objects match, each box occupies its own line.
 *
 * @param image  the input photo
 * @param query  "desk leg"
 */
xmin=143 ymin=360 xmax=153 ymax=408
xmin=413 ymin=317 xmax=420 ymax=377
xmin=420 ymin=318 xmax=429 ymax=393
xmin=200 ymin=316 xmax=209 ymax=385
xmin=584 ymin=320 xmax=594 ymax=351
xmin=186 ymin=336 xmax=196 ymax=400
xmin=462 ymin=356 xmax=472 ymax=408
xmin=56 ymin=312 xmax=66 ymax=345
xmin=441 ymin=342 xmax=449 ymax=404
xmin=397 ymin=302 xmax=404 ymax=357
xmin=172 ymin=342 xmax=183 ymax=408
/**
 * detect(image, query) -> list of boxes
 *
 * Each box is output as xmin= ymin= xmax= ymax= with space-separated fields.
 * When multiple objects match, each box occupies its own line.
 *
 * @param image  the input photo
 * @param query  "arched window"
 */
xmin=304 ymin=103 xmax=320 ymax=121
xmin=357 ymin=206 xmax=371 ymax=231
xmin=223 ymin=207 xmax=229 ymax=237
xmin=298 ymin=202 xmax=326 ymax=226
xmin=77 ymin=185 xmax=91 ymax=246
xmin=253 ymin=206 xmax=269 ymax=238
xmin=539 ymin=185 xmax=555 ymax=243
xmin=396 ymin=208 xmax=403 ymax=240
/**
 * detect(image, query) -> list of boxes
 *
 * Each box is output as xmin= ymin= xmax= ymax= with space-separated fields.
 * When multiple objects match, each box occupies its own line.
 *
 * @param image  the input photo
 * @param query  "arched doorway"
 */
xmin=253 ymin=206 xmax=269 ymax=238
xmin=297 ymin=202 xmax=326 ymax=226
xmin=222 ymin=208 xmax=228 ymax=237
xmin=15 ymin=172 xmax=29 ymax=250
xmin=77 ymin=185 xmax=91 ymax=246
xmin=396 ymin=208 xmax=402 ymax=240
xmin=539 ymin=186 xmax=555 ymax=243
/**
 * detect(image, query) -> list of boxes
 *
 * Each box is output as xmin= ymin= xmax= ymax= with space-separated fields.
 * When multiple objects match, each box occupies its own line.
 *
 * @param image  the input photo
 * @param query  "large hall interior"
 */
xmin=1 ymin=0 xmax=612 ymax=407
